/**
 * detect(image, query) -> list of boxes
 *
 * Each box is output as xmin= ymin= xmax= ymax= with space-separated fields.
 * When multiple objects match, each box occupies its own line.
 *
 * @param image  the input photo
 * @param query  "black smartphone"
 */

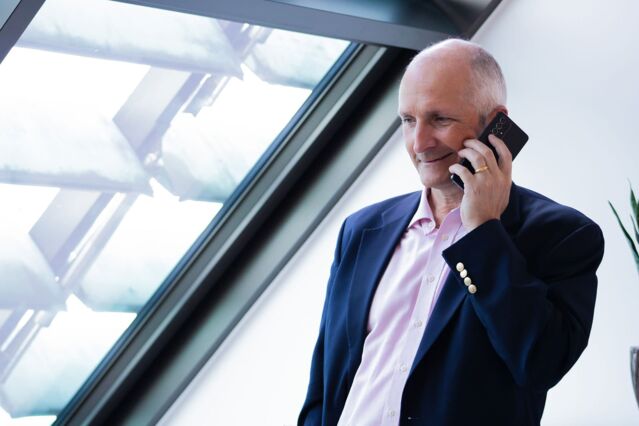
xmin=450 ymin=112 xmax=529 ymax=189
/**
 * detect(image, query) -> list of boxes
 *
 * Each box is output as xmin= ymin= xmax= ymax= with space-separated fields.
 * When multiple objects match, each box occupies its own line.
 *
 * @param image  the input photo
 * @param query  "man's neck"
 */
xmin=427 ymin=185 xmax=463 ymax=227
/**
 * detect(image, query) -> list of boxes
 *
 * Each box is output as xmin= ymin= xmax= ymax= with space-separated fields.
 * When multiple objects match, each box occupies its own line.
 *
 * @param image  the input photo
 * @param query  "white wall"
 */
xmin=161 ymin=0 xmax=639 ymax=424
xmin=472 ymin=1 xmax=639 ymax=424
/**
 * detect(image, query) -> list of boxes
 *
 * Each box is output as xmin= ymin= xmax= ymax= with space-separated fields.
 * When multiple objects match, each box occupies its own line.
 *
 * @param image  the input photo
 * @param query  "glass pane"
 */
xmin=0 ymin=0 xmax=20 ymax=31
xmin=0 ymin=0 xmax=351 ymax=422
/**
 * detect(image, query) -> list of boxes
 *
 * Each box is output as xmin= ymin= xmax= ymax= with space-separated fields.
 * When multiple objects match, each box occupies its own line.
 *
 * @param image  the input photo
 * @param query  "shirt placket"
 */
xmin=380 ymin=217 xmax=463 ymax=425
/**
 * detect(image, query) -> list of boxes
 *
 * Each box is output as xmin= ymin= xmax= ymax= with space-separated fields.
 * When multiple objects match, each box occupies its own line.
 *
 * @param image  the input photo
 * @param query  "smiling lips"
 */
xmin=421 ymin=152 xmax=454 ymax=163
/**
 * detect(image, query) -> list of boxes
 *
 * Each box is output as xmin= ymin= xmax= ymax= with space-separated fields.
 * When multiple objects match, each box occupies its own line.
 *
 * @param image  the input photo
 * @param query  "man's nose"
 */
xmin=413 ymin=121 xmax=437 ymax=153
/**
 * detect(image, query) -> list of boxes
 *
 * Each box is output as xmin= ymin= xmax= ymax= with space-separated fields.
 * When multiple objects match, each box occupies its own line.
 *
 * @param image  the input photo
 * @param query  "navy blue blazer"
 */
xmin=299 ymin=183 xmax=605 ymax=426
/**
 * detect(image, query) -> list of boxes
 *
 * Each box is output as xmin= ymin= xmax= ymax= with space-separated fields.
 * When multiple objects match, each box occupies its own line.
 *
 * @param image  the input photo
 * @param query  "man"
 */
xmin=298 ymin=39 xmax=605 ymax=425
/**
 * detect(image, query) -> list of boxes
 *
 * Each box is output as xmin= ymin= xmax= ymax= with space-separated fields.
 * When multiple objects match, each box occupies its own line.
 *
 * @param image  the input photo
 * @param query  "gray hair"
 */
xmin=414 ymin=39 xmax=507 ymax=123
xmin=466 ymin=44 xmax=507 ymax=123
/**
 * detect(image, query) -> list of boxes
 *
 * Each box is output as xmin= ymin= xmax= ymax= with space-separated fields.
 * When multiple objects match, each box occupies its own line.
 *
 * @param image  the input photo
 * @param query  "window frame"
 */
xmin=0 ymin=1 xmax=501 ymax=424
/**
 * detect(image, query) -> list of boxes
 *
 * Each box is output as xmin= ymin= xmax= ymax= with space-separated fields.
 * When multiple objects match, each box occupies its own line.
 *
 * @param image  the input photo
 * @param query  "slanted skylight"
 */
xmin=0 ymin=0 xmax=350 ymax=423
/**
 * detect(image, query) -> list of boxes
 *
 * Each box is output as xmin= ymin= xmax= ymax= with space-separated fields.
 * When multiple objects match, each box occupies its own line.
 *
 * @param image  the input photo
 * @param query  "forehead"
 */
xmin=398 ymin=56 xmax=473 ymax=114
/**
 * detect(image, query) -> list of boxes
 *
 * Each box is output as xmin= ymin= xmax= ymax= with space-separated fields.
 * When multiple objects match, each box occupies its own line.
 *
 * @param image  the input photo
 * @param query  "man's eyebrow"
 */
xmin=398 ymin=110 xmax=448 ymax=117
xmin=429 ymin=109 xmax=460 ymax=118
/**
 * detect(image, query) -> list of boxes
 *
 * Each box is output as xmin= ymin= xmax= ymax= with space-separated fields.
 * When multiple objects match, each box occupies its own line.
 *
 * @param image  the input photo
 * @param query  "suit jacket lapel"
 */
xmin=410 ymin=273 xmax=465 ymax=374
xmin=410 ymin=183 xmax=522 ymax=372
xmin=346 ymin=192 xmax=420 ymax=369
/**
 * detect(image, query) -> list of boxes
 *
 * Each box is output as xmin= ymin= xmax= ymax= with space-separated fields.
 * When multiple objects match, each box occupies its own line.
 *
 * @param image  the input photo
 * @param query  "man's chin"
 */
xmin=419 ymin=173 xmax=459 ymax=191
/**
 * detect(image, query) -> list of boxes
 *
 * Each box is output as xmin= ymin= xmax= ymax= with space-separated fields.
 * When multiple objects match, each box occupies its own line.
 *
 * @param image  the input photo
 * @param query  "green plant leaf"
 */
xmin=609 ymin=201 xmax=639 ymax=269
xmin=632 ymin=212 xmax=639 ymax=249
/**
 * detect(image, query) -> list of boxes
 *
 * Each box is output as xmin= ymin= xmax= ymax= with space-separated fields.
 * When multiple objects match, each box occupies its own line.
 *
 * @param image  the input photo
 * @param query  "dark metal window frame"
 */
xmin=0 ymin=1 xmax=501 ymax=424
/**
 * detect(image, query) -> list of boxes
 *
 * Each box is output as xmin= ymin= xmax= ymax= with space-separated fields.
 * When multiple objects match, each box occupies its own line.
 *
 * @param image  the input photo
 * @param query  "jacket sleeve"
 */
xmin=298 ymin=220 xmax=348 ymax=426
xmin=442 ymin=218 xmax=605 ymax=391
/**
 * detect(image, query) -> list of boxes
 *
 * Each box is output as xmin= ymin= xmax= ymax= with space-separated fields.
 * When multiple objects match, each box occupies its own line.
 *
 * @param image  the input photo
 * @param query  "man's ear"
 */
xmin=484 ymin=106 xmax=509 ymax=125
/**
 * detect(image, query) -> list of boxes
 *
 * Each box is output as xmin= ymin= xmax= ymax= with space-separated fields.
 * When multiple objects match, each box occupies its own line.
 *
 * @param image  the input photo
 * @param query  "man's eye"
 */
xmin=435 ymin=116 xmax=450 ymax=122
xmin=401 ymin=117 xmax=414 ymax=124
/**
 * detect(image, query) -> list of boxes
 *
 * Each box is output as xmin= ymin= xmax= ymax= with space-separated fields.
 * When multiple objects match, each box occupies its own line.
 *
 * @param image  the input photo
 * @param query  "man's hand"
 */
xmin=448 ymin=134 xmax=512 ymax=231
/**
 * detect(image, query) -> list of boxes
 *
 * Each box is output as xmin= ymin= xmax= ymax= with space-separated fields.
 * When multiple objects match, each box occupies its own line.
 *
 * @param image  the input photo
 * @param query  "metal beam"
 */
xmin=115 ymin=0 xmax=454 ymax=50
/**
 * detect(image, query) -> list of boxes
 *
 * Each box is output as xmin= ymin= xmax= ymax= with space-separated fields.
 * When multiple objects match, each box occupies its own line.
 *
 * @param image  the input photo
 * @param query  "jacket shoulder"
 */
xmin=512 ymin=185 xmax=604 ymax=273
xmin=515 ymin=185 xmax=599 ymax=232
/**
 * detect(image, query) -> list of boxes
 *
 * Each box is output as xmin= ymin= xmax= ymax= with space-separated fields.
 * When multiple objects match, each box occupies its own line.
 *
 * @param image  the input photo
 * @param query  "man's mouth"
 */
xmin=421 ymin=152 xmax=453 ymax=163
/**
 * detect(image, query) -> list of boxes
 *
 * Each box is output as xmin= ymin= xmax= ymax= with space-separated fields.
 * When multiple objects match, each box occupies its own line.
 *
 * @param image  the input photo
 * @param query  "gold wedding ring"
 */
xmin=475 ymin=165 xmax=489 ymax=173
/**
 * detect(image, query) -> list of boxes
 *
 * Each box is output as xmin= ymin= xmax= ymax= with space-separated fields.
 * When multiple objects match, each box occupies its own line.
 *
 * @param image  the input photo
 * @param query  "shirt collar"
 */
xmin=408 ymin=188 xmax=434 ymax=229
xmin=408 ymin=188 xmax=462 ymax=234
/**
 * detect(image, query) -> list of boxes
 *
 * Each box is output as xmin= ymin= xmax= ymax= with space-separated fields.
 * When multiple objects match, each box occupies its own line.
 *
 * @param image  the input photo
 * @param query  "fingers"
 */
xmin=449 ymin=163 xmax=473 ymax=187
xmin=457 ymin=147 xmax=487 ymax=173
xmin=461 ymin=139 xmax=499 ymax=172
xmin=464 ymin=139 xmax=497 ymax=170
xmin=460 ymin=136 xmax=513 ymax=177
xmin=488 ymin=134 xmax=512 ymax=176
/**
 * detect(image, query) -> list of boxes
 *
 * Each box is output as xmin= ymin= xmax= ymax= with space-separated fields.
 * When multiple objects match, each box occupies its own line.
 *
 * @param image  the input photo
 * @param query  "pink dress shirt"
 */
xmin=337 ymin=189 xmax=468 ymax=426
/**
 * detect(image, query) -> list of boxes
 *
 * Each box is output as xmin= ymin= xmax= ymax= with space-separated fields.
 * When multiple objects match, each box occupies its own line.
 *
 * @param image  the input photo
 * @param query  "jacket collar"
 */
xmin=380 ymin=191 xmax=422 ymax=226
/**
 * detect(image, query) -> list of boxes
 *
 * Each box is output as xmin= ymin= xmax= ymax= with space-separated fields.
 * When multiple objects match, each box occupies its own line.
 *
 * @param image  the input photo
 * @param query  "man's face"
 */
xmin=398 ymin=56 xmax=485 ymax=190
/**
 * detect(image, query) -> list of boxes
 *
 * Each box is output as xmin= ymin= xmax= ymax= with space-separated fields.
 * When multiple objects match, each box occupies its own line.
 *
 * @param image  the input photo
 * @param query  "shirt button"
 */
xmin=460 ymin=269 xmax=468 ymax=278
xmin=388 ymin=410 xmax=396 ymax=417
xmin=463 ymin=277 xmax=472 ymax=286
xmin=468 ymin=284 xmax=477 ymax=294
xmin=427 ymin=275 xmax=435 ymax=283
xmin=414 ymin=320 xmax=423 ymax=328
xmin=456 ymin=262 xmax=464 ymax=272
xmin=400 ymin=364 xmax=408 ymax=373
xmin=441 ymin=234 xmax=449 ymax=241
